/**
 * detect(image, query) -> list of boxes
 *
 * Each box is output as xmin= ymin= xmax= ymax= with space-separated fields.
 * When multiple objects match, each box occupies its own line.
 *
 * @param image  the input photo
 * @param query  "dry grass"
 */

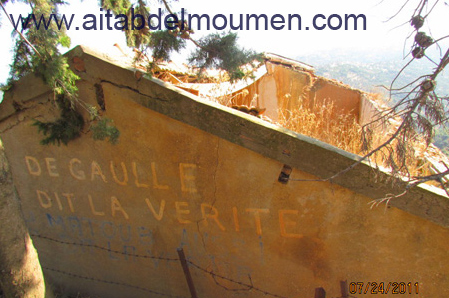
xmin=200 ymin=83 xmax=438 ymax=184
xmin=276 ymin=95 xmax=436 ymax=181
xmin=359 ymin=95 xmax=436 ymax=180
xmin=366 ymin=128 xmax=436 ymax=182
xmin=277 ymin=99 xmax=363 ymax=154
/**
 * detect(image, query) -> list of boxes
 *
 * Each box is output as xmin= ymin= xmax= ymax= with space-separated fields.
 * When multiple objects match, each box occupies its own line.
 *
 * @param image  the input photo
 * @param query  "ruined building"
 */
xmin=0 ymin=46 xmax=448 ymax=298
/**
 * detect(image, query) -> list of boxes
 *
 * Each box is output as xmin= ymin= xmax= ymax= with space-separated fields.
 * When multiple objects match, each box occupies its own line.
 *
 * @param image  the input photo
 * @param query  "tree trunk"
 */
xmin=0 ymin=140 xmax=53 ymax=298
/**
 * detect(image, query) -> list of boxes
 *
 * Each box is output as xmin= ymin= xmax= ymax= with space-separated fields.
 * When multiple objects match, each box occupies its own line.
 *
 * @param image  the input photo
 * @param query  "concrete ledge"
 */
xmin=2 ymin=45 xmax=449 ymax=229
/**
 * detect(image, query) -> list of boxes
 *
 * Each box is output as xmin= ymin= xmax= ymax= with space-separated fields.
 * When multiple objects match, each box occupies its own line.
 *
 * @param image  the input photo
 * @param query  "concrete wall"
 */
xmin=228 ymin=60 xmax=378 ymax=128
xmin=308 ymin=77 xmax=361 ymax=123
xmin=1 ymin=46 xmax=449 ymax=298
xmin=228 ymin=62 xmax=313 ymax=122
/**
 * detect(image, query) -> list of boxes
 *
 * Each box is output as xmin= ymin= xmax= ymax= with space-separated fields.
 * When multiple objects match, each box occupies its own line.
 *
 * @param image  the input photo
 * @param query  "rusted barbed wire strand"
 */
xmin=186 ymin=260 xmax=290 ymax=298
xmin=211 ymin=273 xmax=253 ymax=292
xmin=33 ymin=233 xmax=291 ymax=297
xmin=43 ymin=266 xmax=188 ymax=298
xmin=31 ymin=234 xmax=179 ymax=262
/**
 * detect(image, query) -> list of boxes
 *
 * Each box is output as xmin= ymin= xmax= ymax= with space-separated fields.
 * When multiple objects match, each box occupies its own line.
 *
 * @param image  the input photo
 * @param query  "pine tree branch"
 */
xmin=160 ymin=0 xmax=206 ymax=51
xmin=385 ymin=0 xmax=412 ymax=22
xmin=431 ymin=48 xmax=449 ymax=78
xmin=409 ymin=168 xmax=449 ymax=187
xmin=161 ymin=0 xmax=174 ymax=15
xmin=0 ymin=1 xmax=41 ymax=57
xmin=187 ymin=36 xmax=207 ymax=51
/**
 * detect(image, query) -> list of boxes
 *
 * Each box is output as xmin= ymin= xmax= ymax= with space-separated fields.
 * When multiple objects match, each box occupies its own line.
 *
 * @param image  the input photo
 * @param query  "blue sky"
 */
xmin=0 ymin=0 xmax=448 ymax=89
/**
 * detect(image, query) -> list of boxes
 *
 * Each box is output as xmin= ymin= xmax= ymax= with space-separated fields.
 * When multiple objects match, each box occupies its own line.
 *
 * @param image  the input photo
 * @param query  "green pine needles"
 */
xmin=33 ymin=95 xmax=84 ymax=146
xmin=33 ymin=95 xmax=120 ymax=146
xmin=189 ymin=32 xmax=262 ymax=81
xmin=5 ymin=0 xmax=121 ymax=146
xmin=149 ymin=30 xmax=186 ymax=61
xmin=3 ymin=0 xmax=261 ymax=146
xmin=91 ymin=118 xmax=120 ymax=145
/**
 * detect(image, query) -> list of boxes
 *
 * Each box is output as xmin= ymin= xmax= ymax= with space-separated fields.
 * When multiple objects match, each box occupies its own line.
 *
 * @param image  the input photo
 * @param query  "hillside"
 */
xmin=297 ymin=50 xmax=449 ymax=154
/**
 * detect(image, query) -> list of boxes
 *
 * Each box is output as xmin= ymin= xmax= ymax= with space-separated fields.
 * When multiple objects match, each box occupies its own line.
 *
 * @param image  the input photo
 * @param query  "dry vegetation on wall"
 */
xmin=198 ymin=80 xmax=437 ymax=184
xmin=275 ymin=93 xmax=436 ymax=183
xmin=213 ymin=87 xmax=253 ymax=107
xmin=277 ymin=97 xmax=362 ymax=154
xmin=361 ymin=107 xmax=437 ymax=185
xmin=211 ymin=85 xmax=367 ymax=154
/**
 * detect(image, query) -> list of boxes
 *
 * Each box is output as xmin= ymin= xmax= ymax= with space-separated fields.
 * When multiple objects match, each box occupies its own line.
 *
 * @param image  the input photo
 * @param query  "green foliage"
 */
xmin=4 ymin=0 xmax=260 ymax=147
xmin=101 ymin=0 xmax=131 ymax=15
xmin=0 ymin=83 xmax=12 ymax=92
xmin=99 ymin=1 xmax=261 ymax=80
xmin=5 ymin=0 xmax=87 ymax=145
xmin=58 ymin=35 xmax=71 ymax=48
xmin=4 ymin=0 xmax=123 ymax=146
xmin=101 ymin=0 xmax=151 ymax=48
xmin=8 ymin=0 xmax=79 ymax=98
xmin=33 ymin=95 xmax=84 ymax=146
xmin=91 ymin=118 xmax=120 ymax=145
xmin=188 ymin=32 xmax=262 ymax=81
xmin=148 ymin=30 xmax=186 ymax=61
xmin=9 ymin=39 xmax=34 ymax=81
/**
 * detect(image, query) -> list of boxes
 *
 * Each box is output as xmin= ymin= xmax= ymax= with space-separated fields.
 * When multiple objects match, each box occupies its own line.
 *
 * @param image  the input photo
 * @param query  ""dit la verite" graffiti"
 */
xmin=24 ymin=155 xmax=305 ymax=239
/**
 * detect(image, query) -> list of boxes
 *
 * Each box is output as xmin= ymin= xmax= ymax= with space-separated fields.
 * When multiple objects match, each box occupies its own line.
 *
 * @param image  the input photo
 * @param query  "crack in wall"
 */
xmin=0 ymin=116 xmax=31 ymax=133
xmin=94 ymin=83 xmax=105 ymax=111
xmin=0 ymin=100 xmax=49 ymax=133
xmin=196 ymin=220 xmax=207 ymax=251
xmin=196 ymin=137 xmax=220 ymax=252
xmin=100 ymin=80 xmax=170 ymax=102
xmin=210 ymin=138 xmax=220 ymax=208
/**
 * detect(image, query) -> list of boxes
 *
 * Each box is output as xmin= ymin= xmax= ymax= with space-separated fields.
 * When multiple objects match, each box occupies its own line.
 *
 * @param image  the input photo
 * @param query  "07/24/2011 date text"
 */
xmin=349 ymin=282 xmax=419 ymax=295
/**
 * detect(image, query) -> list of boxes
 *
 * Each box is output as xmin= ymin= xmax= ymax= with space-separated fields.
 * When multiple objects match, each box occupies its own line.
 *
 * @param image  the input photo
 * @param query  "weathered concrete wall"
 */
xmin=0 ymin=46 xmax=448 ymax=298
xmin=308 ymin=77 xmax=362 ymax=123
xmin=228 ymin=62 xmax=313 ymax=122
xmin=227 ymin=60 xmax=370 ymax=126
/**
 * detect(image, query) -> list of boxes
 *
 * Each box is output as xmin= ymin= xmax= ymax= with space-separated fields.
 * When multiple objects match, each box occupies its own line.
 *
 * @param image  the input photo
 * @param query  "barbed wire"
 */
xmin=31 ymin=233 xmax=179 ymax=262
xmin=186 ymin=260 xmax=290 ymax=298
xmin=32 ymin=233 xmax=335 ymax=298
xmin=43 ymin=266 xmax=188 ymax=298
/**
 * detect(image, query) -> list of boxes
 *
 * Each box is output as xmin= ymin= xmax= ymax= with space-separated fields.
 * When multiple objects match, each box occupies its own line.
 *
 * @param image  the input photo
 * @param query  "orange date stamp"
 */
xmin=349 ymin=282 xmax=419 ymax=295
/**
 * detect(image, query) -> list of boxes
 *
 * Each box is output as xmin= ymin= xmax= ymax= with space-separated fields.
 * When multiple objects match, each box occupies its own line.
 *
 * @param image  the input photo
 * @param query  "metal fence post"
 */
xmin=340 ymin=280 xmax=349 ymax=298
xmin=314 ymin=287 xmax=326 ymax=298
xmin=177 ymin=247 xmax=198 ymax=298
